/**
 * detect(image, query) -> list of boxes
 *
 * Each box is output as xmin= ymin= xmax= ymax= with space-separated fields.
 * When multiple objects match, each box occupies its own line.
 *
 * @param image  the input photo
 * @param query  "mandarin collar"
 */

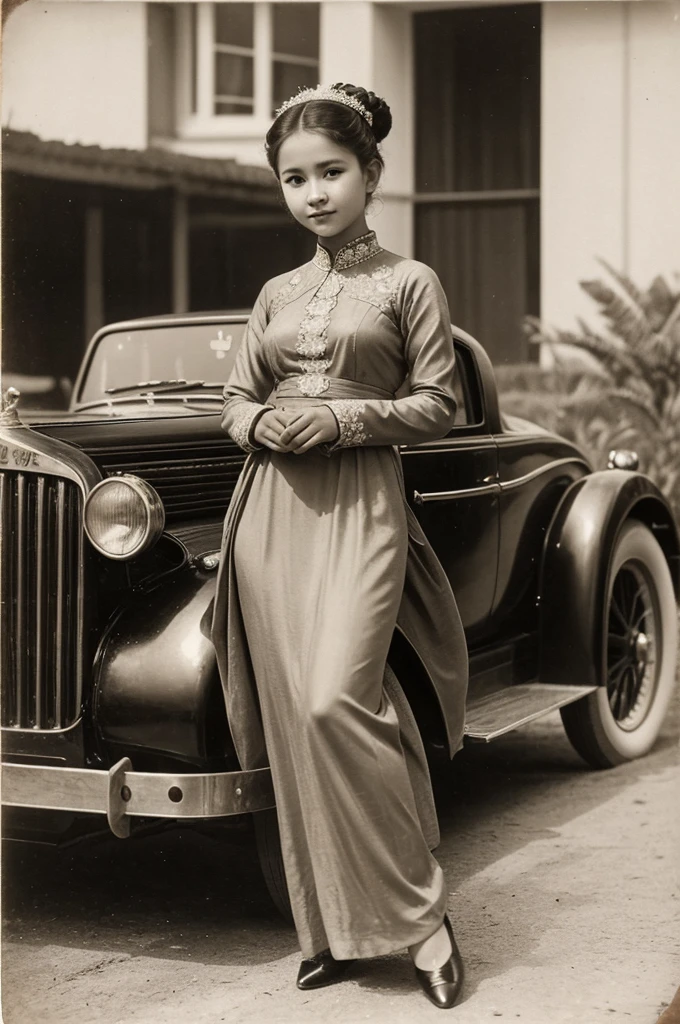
xmin=313 ymin=230 xmax=382 ymax=272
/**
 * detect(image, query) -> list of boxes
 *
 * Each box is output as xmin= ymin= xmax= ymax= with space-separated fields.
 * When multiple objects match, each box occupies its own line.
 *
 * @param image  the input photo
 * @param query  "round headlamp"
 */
xmin=84 ymin=475 xmax=165 ymax=560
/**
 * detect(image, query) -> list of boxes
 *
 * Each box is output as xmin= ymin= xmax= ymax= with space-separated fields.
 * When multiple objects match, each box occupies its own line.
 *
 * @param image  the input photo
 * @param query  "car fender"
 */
xmin=93 ymin=560 xmax=232 ymax=766
xmin=538 ymin=469 xmax=679 ymax=688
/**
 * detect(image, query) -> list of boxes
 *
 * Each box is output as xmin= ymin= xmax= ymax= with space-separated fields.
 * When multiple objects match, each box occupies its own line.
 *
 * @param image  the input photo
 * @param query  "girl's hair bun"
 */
xmin=333 ymin=83 xmax=393 ymax=143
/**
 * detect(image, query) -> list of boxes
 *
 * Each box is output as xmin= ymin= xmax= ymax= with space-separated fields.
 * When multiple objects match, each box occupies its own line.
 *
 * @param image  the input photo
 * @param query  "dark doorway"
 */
xmin=414 ymin=4 xmax=541 ymax=364
xmin=188 ymin=207 xmax=312 ymax=312
xmin=2 ymin=174 xmax=85 ymax=387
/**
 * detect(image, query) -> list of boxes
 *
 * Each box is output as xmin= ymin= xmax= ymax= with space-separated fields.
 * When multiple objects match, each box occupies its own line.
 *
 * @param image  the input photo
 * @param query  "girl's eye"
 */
xmin=325 ymin=168 xmax=342 ymax=178
xmin=284 ymin=175 xmax=304 ymax=187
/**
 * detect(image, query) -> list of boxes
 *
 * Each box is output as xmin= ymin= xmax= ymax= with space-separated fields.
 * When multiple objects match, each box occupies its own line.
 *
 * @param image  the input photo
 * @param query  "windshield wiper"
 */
xmin=105 ymin=379 xmax=206 ymax=395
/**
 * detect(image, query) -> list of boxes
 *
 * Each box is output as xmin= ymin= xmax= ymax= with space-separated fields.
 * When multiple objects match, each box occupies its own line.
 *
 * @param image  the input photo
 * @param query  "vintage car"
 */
xmin=1 ymin=311 xmax=678 ymax=917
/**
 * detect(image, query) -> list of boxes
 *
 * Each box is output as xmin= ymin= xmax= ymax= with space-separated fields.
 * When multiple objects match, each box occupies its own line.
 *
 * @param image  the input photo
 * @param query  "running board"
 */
xmin=464 ymin=683 xmax=598 ymax=742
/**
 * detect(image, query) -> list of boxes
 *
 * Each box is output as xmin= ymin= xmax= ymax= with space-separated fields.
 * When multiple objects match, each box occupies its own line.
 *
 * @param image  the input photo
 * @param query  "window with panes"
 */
xmin=178 ymin=2 xmax=320 ymax=129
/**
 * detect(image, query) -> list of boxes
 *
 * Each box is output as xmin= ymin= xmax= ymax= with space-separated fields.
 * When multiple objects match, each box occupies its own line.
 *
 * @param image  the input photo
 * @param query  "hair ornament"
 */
xmin=274 ymin=85 xmax=373 ymax=127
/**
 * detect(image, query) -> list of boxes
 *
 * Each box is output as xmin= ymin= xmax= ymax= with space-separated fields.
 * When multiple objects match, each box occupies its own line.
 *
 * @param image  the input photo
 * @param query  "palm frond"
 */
xmin=645 ymin=332 xmax=674 ymax=360
xmin=647 ymin=276 xmax=676 ymax=329
xmin=659 ymin=293 xmax=680 ymax=337
xmin=521 ymin=314 xmax=550 ymax=346
xmin=517 ymin=266 xmax=680 ymax=518
xmin=579 ymin=277 xmax=650 ymax=348
xmin=595 ymin=257 xmax=648 ymax=313
xmin=667 ymin=390 xmax=680 ymax=422
xmin=555 ymin=333 xmax=639 ymax=379
xmin=605 ymin=388 xmax=662 ymax=429
xmin=575 ymin=316 xmax=604 ymax=341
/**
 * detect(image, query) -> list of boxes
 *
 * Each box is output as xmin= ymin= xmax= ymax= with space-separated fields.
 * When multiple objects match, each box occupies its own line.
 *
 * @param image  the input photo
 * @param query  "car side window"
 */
xmin=394 ymin=339 xmax=480 ymax=429
xmin=451 ymin=369 xmax=469 ymax=426
xmin=447 ymin=341 xmax=484 ymax=430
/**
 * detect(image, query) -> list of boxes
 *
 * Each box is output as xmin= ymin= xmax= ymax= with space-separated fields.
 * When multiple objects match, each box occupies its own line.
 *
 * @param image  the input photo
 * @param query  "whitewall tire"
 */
xmin=561 ymin=520 xmax=678 ymax=768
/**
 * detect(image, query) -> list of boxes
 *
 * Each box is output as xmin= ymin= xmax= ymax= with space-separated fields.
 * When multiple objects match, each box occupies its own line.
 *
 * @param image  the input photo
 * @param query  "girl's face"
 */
xmin=277 ymin=130 xmax=381 ymax=251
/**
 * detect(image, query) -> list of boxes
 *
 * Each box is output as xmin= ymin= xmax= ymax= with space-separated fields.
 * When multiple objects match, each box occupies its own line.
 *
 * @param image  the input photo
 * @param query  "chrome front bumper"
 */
xmin=1 ymin=758 xmax=275 ymax=838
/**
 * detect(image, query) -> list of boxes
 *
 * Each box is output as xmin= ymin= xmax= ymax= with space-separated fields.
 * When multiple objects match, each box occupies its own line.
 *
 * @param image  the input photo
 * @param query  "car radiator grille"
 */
xmin=94 ymin=442 xmax=246 ymax=523
xmin=0 ymin=472 xmax=84 ymax=729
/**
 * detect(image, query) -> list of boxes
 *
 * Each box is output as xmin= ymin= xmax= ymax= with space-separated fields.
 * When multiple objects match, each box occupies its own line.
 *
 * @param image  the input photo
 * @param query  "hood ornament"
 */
xmin=0 ymin=386 xmax=23 ymax=426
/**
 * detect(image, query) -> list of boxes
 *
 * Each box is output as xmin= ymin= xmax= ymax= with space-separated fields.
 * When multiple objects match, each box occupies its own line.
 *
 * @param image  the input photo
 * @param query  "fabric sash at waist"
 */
xmin=274 ymin=376 xmax=393 ymax=403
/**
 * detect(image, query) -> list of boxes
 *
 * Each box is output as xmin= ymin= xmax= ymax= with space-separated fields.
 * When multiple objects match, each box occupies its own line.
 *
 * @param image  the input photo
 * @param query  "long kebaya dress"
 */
xmin=211 ymin=230 xmax=468 ymax=960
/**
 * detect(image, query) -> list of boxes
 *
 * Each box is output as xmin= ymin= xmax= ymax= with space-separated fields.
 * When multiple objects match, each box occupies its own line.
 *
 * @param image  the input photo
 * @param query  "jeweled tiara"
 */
xmin=273 ymin=85 xmax=373 ymax=127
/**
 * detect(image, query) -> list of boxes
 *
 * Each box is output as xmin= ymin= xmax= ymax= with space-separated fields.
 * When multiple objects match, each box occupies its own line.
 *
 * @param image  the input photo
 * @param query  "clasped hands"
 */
xmin=253 ymin=406 xmax=339 ymax=454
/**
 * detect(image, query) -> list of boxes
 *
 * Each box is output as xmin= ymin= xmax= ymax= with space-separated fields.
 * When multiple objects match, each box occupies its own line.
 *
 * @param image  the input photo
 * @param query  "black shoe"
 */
xmin=296 ymin=949 xmax=355 ymax=990
xmin=414 ymin=915 xmax=465 ymax=1009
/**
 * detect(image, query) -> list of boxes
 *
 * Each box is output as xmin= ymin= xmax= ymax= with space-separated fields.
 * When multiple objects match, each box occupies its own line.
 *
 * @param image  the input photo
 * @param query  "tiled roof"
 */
xmin=2 ymin=128 xmax=279 ymax=203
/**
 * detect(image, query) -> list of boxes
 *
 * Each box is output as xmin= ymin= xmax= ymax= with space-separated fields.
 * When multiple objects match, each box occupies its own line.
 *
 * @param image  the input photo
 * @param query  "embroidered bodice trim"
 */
xmin=313 ymin=231 xmax=382 ymax=272
xmin=341 ymin=265 xmax=396 ymax=314
xmin=294 ymin=273 xmax=343 ymax=396
xmin=269 ymin=269 xmax=310 ymax=319
xmin=266 ymin=233 xmax=396 ymax=398
xmin=291 ymin=240 xmax=398 ymax=397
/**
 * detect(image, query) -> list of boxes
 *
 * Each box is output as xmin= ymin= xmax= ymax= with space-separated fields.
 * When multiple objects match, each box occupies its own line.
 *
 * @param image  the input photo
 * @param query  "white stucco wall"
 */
xmin=1 ymin=0 xmax=148 ymax=149
xmin=627 ymin=1 xmax=680 ymax=288
xmin=541 ymin=2 xmax=626 ymax=330
xmin=321 ymin=1 xmax=414 ymax=257
xmin=541 ymin=1 xmax=680 ymax=333
xmin=369 ymin=3 xmax=414 ymax=258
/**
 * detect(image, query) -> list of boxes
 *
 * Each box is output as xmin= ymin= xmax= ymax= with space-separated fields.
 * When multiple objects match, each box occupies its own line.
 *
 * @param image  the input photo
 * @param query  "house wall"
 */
xmin=183 ymin=0 xmax=677 ymax=307
xmin=321 ymin=2 xmax=414 ymax=257
xmin=627 ymin=1 xmax=680 ymax=288
xmin=1 ymin=0 xmax=148 ymax=149
xmin=541 ymin=1 xmax=680 ymax=332
xmin=5 ymin=0 xmax=678 ymax=349
xmin=163 ymin=1 xmax=414 ymax=258
xmin=148 ymin=3 xmax=176 ymax=140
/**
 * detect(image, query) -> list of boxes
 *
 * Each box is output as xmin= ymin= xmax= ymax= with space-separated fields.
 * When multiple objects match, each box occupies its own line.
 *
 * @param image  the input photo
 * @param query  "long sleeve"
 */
xmin=323 ymin=264 xmax=457 ymax=449
xmin=221 ymin=284 xmax=275 ymax=453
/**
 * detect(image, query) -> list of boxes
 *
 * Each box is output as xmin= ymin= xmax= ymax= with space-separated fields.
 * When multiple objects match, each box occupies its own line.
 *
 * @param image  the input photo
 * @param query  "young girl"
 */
xmin=212 ymin=83 xmax=468 ymax=1010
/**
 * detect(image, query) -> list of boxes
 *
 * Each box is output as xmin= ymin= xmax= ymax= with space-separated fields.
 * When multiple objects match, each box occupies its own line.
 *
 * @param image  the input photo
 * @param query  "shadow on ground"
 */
xmin=2 ymin=687 xmax=678 ymax=983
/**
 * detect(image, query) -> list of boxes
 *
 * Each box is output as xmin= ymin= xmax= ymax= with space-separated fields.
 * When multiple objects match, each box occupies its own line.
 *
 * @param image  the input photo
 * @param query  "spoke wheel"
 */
xmin=606 ymin=562 xmax=657 ymax=730
xmin=561 ymin=520 xmax=677 ymax=768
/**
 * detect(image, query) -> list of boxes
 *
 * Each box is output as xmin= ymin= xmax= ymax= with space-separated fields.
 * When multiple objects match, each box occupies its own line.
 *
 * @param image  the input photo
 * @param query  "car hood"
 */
xmin=26 ymin=400 xmax=221 ymax=424
xmin=27 ymin=406 xmax=228 ymax=451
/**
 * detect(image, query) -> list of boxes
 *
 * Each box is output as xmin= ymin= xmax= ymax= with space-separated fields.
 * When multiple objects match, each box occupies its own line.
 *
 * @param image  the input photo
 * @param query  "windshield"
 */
xmin=77 ymin=322 xmax=248 ymax=405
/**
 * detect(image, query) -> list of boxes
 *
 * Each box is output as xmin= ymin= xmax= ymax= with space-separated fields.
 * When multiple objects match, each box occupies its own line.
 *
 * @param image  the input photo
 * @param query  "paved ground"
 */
xmin=2 ymin=690 xmax=678 ymax=1024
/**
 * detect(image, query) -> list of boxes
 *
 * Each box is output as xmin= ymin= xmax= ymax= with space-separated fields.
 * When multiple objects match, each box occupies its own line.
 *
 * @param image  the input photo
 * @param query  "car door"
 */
xmin=400 ymin=336 xmax=501 ymax=644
